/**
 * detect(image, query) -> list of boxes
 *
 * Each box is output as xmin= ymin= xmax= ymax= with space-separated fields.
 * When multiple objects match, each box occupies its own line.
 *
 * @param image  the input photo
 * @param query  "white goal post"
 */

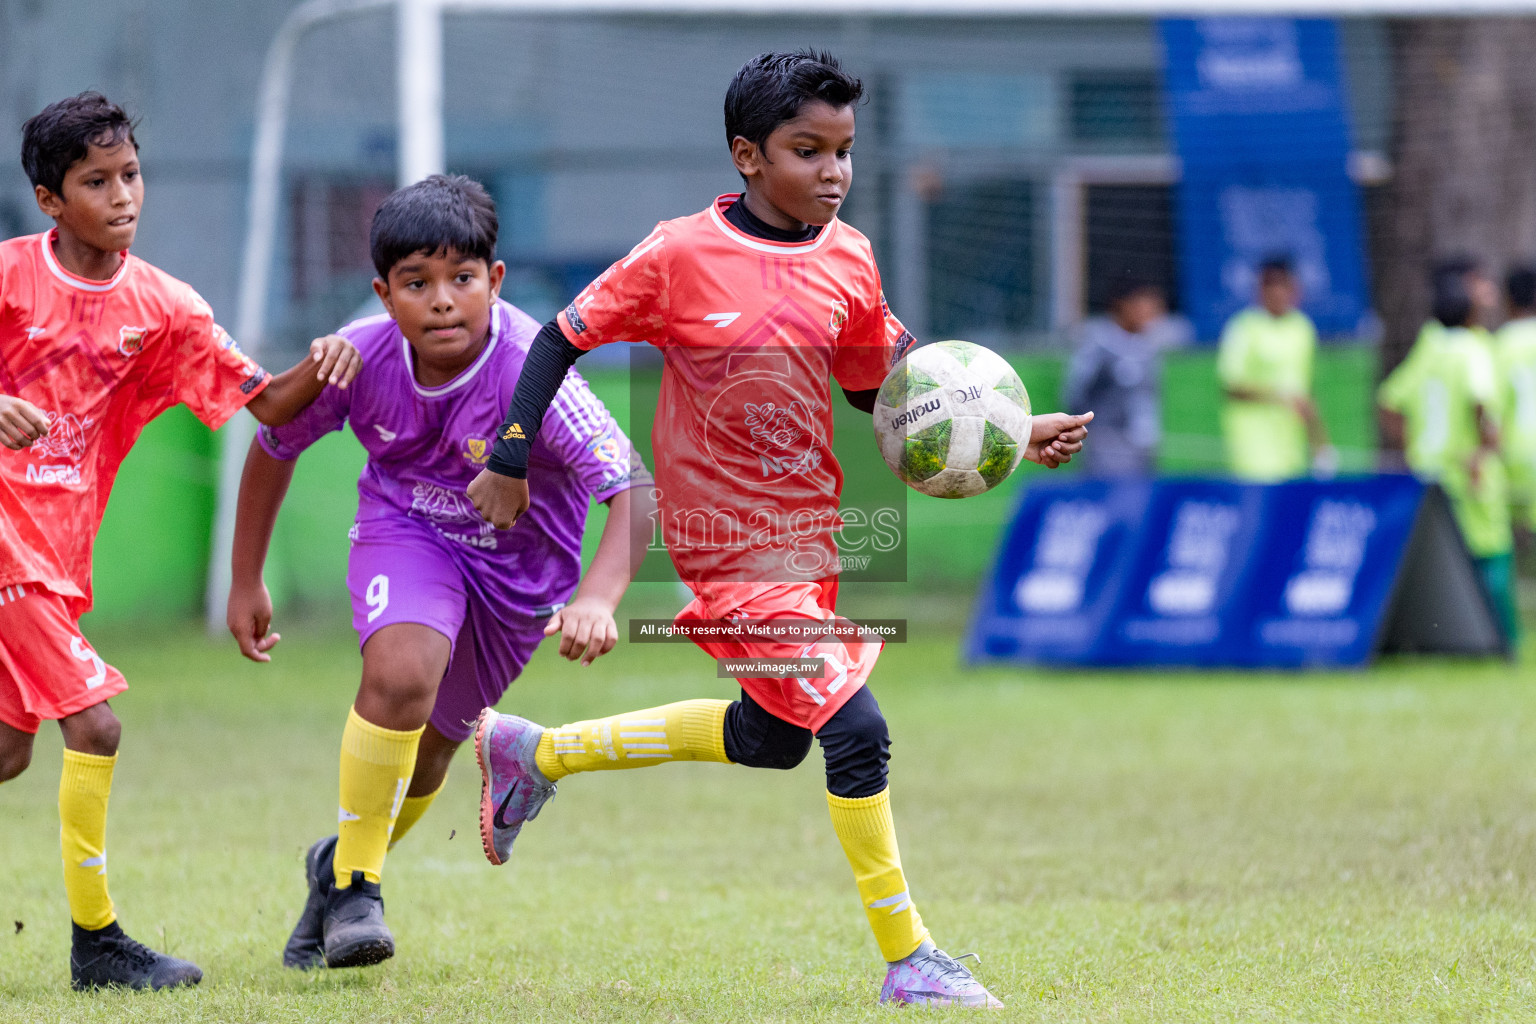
xmin=203 ymin=0 xmax=1533 ymax=631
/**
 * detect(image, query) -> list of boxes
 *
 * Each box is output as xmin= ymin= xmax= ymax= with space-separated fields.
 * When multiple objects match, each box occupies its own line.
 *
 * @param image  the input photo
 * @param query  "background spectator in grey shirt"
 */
xmin=1063 ymin=276 xmax=1187 ymax=476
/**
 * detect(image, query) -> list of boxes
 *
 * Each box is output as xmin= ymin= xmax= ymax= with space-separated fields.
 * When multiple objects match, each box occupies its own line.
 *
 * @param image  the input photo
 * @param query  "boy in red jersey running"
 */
xmin=0 ymin=92 xmax=359 ymax=992
xmin=466 ymin=53 xmax=1091 ymax=1008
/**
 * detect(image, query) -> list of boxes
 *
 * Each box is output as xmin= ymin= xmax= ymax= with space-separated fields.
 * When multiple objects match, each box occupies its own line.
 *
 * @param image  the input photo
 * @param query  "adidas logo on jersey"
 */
xmin=501 ymin=423 xmax=526 ymax=440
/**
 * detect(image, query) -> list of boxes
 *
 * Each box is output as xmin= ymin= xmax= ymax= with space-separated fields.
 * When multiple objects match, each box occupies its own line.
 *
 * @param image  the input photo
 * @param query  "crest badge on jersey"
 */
xmin=828 ymin=299 xmax=849 ymax=341
xmin=586 ymin=429 xmax=623 ymax=464
xmin=117 ymin=326 xmax=146 ymax=357
xmin=463 ymin=437 xmax=490 ymax=465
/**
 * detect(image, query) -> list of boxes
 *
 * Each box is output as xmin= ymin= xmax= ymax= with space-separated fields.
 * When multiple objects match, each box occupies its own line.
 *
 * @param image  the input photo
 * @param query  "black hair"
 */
xmin=724 ymin=50 xmax=864 ymax=153
xmin=369 ymin=174 xmax=498 ymax=278
xmin=21 ymin=92 xmax=138 ymax=197
xmin=1432 ymin=254 xmax=1481 ymax=283
xmin=1507 ymin=265 xmax=1536 ymax=310
xmin=1106 ymin=271 xmax=1158 ymax=308
xmin=1431 ymin=267 xmax=1474 ymax=328
xmin=1258 ymin=254 xmax=1294 ymax=280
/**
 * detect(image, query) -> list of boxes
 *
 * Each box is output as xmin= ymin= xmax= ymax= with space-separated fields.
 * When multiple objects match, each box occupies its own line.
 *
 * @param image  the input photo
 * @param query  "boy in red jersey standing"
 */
xmin=466 ymin=53 xmax=1091 ymax=1008
xmin=0 ymin=92 xmax=359 ymax=991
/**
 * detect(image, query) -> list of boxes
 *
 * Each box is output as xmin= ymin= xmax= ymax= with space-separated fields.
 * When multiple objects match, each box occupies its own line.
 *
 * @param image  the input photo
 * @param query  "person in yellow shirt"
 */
xmin=1497 ymin=266 xmax=1536 ymax=534
xmin=1217 ymin=257 xmax=1333 ymax=481
xmin=1380 ymin=262 xmax=1515 ymax=642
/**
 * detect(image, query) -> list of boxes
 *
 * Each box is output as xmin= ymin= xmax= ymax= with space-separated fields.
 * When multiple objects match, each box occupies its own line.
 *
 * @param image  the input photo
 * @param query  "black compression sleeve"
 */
xmin=486 ymin=319 xmax=584 ymax=478
xmin=842 ymin=387 xmax=878 ymax=414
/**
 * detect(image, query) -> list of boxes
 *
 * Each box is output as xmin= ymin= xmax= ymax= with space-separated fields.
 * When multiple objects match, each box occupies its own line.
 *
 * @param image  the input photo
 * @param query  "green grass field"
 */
xmin=3 ymin=605 xmax=1536 ymax=1022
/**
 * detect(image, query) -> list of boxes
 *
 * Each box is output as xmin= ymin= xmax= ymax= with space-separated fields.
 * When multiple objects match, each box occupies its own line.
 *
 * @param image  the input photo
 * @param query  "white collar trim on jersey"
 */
xmin=39 ymin=231 xmax=129 ymax=293
xmin=403 ymin=301 xmax=502 ymax=398
xmin=707 ymin=194 xmax=836 ymax=256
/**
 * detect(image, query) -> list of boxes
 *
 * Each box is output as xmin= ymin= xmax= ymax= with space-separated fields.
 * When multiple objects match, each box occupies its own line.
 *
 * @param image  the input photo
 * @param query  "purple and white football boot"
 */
xmin=880 ymin=943 xmax=1003 ymax=1009
xmin=474 ymin=708 xmax=558 ymax=866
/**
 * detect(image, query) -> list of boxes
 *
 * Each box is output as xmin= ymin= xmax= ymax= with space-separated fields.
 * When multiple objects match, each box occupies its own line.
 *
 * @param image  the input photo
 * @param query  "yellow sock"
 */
xmin=332 ymin=707 xmax=422 ymax=888
xmin=827 ymin=788 xmax=929 ymax=962
xmin=387 ymin=774 xmax=446 ymax=850
xmin=59 ymin=750 xmax=117 ymax=930
xmin=534 ymin=699 xmax=730 ymax=781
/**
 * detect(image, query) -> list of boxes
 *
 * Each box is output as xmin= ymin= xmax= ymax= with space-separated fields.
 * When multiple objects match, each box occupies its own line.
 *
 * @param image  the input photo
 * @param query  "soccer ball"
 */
xmin=872 ymin=340 xmax=1032 ymax=499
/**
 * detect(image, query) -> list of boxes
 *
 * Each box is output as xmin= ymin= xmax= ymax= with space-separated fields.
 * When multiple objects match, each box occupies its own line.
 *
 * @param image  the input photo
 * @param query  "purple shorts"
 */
xmin=347 ymin=515 xmax=557 ymax=743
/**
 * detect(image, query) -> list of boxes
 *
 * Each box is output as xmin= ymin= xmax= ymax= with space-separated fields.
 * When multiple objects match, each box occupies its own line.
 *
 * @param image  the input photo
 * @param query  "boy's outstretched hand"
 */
xmin=1025 ymin=411 xmax=1093 ymax=469
xmin=308 ymin=333 xmax=363 ymax=389
xmin=227 ymin=580 xmax=282 ymax=663
xmin=468 ymin=469 xmax=529 ymax=530
xmin=544 ymin=597 xmax=619 ymax=666
xmin=0 ymin=395 xmax=49 ymax=450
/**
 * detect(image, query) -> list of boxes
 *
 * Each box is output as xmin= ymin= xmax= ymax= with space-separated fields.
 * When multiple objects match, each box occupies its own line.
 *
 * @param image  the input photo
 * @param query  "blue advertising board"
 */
xmin=1159 ymin=18 xmax=1370 ymax=340
xmin=968 ymin=476 xmax=1505 ymax=669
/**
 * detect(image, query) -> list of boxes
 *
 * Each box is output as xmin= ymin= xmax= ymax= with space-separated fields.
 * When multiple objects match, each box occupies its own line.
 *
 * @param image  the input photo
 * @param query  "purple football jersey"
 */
xmin=259 ymin=300 xmax=649 ymax=612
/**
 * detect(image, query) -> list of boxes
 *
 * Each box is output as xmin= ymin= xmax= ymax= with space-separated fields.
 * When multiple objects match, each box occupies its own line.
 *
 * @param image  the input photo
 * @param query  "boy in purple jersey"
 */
xmin=225 ymin=175 xmax=654 ymax=970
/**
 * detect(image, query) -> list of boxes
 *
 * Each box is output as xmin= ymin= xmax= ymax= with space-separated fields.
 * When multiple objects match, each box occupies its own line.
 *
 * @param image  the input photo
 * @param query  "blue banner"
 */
xmin=967 ymin=476 xmax=1434 ymax=668
xmin=1159 ymin=18 xmax=1370 ymax=340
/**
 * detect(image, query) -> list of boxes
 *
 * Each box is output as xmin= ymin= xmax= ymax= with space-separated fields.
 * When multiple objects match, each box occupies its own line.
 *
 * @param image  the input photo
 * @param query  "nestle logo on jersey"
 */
xmin=26 ymin=463 xmax=81 ymax=485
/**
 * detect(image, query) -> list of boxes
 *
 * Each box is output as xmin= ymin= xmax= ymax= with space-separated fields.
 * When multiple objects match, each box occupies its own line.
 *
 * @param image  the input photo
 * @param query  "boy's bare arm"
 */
xmin=545 ymin=485 xmax=657 ymax=666
xmin=1470 ymin=402 xmax=1501 ymax=486
xmin=1224 ymin=384 xmax=1283 ymax=404
xmin=227 ymin=437 xmax=298 ymax=662
xmin=245 ymin=334 xmax=361 ymax=427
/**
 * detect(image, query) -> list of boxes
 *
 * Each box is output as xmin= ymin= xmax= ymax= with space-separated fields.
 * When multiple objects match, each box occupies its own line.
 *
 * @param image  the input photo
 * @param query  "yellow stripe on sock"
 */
xmin=535 ymin=699 xmax=730 ymax=780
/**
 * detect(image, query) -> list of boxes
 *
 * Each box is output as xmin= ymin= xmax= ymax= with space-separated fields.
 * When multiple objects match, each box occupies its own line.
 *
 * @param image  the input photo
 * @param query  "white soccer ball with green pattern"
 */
xmin=872 ymin=340 xmax=1032 ymax=499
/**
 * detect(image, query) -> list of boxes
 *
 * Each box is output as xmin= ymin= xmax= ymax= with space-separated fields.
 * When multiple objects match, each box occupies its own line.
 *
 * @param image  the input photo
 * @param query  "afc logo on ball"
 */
xmin=954 ymin=385 xmax=983 ymax=404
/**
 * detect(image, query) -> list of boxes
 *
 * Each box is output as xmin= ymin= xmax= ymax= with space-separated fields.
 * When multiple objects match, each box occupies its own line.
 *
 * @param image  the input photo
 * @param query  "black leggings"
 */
xmin=721 ymin=685 xmax=890 ymax=799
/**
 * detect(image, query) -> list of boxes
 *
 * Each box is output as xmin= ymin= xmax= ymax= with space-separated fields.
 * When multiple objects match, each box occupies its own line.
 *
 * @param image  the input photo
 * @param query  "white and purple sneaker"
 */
xmin=474 ymin=709 xmax=558 ymax=866
xmin=880 ymin=944 xmax=1003 ymax=1009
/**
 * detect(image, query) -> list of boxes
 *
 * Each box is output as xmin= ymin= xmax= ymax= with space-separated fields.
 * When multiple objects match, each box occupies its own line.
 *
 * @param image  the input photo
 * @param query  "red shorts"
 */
xmin=0 ymin=584 xmax=127 ymax=734
xmin=677 ymin=578 xmax=881 ymax=733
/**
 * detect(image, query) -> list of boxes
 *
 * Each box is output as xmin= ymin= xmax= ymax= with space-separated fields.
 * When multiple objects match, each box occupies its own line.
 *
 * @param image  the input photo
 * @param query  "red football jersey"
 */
xmin=558 ymin=194 xmax=913 ymax=587
xmin=0 ymin=231 xmax=269 ymax=611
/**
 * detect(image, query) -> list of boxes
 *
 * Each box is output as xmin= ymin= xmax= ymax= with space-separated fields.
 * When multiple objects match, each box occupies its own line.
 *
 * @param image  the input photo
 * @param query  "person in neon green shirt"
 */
xmin=1217 ymin=258 xmax=1333 ymax=481
xmin=1497 ymin=266 xmax=1536 ymax=532
xmin=1379 ymin=262 xmax=1516 ymax=642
